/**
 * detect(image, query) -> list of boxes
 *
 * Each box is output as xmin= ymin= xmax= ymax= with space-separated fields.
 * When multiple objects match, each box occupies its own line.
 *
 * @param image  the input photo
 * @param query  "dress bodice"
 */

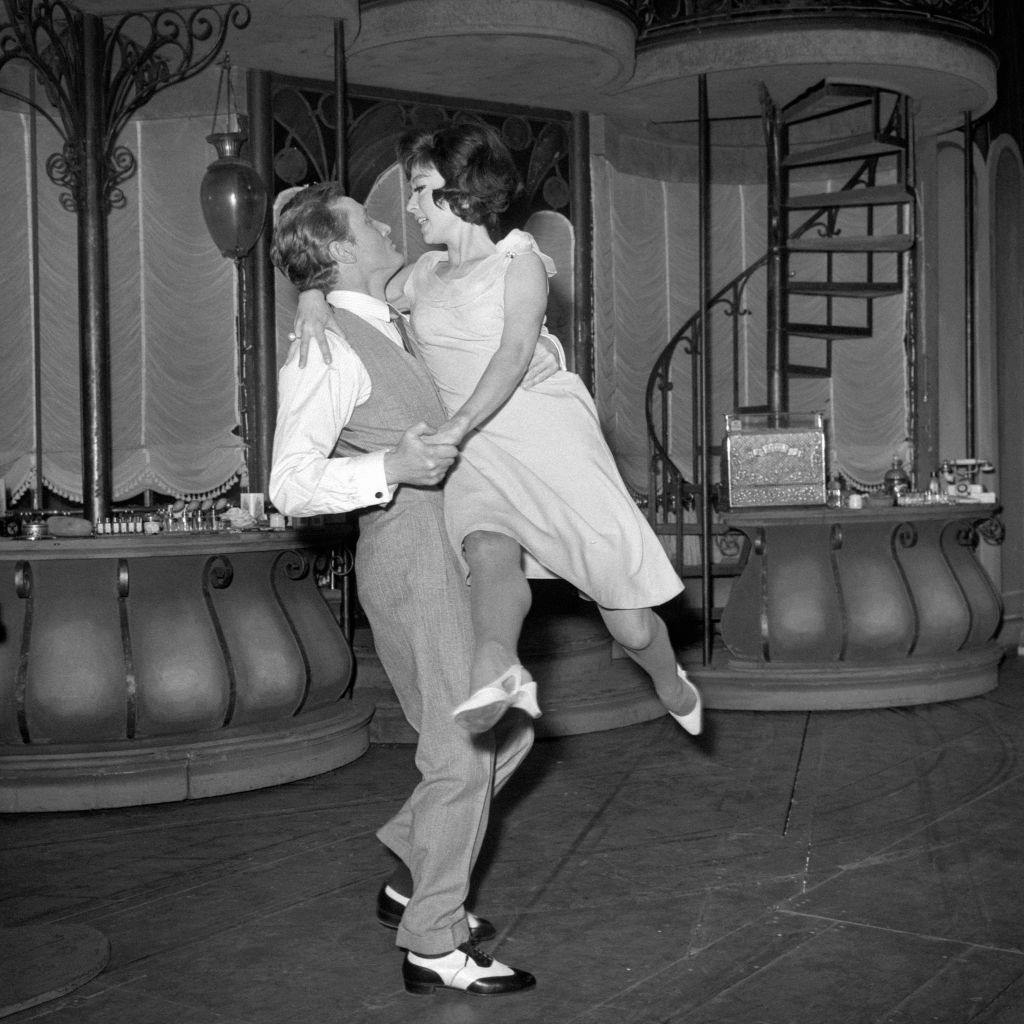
xmin=404 ymin=230 xmax=558 ymax=411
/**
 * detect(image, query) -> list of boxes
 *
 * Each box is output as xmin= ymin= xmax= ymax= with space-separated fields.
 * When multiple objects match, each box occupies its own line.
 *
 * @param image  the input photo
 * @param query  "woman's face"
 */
xmin=405 ymin=162 xmax=453 ymax=245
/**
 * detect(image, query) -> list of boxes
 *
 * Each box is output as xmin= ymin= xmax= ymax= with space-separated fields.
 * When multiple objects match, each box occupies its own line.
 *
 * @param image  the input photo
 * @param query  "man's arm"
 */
xmin=269 ymin=336 xmax=457 ymax=517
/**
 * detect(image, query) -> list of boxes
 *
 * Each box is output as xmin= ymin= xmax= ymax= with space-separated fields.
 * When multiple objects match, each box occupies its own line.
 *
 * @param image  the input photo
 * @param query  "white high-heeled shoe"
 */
xmin=667 ymin=665 xmax=703 ymax=736
xmin=452 ymin=665 xmax=541 ymax=733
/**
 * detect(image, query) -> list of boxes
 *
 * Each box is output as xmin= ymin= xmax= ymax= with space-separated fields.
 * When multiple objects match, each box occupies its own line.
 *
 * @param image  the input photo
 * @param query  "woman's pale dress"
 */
xmin=405 ymin=230 xmax=682 ymax=609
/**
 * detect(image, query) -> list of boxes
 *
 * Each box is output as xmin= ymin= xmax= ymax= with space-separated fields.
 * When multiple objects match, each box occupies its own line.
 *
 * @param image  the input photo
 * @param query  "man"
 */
xmin=269 ymin=183 xmax=537 ymax=996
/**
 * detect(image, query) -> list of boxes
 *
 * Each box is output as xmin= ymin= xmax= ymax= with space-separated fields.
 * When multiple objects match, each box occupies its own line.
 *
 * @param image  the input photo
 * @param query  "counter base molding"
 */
xmin=690 ymin=641 xmax=1002 ymax=711
xmin=713 ymin=507 xmax=1003 ymax=710
xmin=0 ymin=531 xmax=370 ymax=812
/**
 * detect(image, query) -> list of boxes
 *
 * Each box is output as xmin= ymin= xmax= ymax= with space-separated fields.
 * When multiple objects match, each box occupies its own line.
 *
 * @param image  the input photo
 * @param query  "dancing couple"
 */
xmin=270 ymin=120 xmax=701 ymax=997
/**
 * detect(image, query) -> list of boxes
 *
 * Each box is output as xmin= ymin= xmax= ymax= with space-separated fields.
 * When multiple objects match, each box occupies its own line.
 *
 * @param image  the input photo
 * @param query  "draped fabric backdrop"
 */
xmin=0 ymin=109 xmax=242 ymax=502
xmin=590 ymin=154 xmax=909 ymax=495
xmin=1 ymin=101 xmax=910 ymax=508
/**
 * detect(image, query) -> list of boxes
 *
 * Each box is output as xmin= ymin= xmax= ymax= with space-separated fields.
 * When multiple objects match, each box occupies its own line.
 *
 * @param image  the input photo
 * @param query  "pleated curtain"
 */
xmin=0 ymin=109 xmax=242 ymax=503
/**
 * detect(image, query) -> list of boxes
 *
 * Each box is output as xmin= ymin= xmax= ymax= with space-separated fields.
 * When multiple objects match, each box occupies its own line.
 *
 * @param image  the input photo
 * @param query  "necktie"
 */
xmin=388 ymin=304 xmax=416 ymax=356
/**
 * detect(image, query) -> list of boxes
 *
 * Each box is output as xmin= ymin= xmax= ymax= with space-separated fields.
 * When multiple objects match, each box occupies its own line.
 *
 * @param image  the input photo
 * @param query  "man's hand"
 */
xmin=293 ymin=290 xmax=336 ymax=367
xmin=384 ymin=423 xmax=458 ymax=487
xmin=521 ymin=334 xmax=561 ymax=389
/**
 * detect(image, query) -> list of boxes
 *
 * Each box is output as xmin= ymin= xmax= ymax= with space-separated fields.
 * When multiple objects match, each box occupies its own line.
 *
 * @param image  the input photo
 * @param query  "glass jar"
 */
xmin=883 ymin=457 xmax=911 ymax=501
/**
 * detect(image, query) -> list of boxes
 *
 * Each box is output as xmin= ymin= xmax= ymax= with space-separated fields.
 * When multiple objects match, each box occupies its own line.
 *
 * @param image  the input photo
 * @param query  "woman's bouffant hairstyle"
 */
xmin=270 ymin=182 xmax=353 ymax=292
xmin=398 ymin=121 xmax=522 ymax=232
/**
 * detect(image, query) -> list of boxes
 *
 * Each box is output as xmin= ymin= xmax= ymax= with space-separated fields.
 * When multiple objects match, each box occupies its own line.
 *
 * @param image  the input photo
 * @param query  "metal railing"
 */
xmin=634 ymin=0 xmax=993 ymax=41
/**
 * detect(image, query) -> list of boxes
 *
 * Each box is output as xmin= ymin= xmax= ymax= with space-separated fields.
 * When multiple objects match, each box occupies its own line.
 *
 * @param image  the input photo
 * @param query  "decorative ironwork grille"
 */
xmin=270 ymin=81 xmax=575 ymax=230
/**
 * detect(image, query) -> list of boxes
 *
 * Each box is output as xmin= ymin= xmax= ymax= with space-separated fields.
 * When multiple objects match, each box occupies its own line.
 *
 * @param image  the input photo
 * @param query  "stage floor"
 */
xmin=3 ymin=652 xmax=1024 ymax=1023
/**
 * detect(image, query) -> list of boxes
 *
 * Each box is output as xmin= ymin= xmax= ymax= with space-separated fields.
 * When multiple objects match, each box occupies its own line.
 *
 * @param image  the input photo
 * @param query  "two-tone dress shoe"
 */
xmin=403 ymin=941 xmax=536 ymax=995
xmin=376 ymin=884 xmax=496 ymax=942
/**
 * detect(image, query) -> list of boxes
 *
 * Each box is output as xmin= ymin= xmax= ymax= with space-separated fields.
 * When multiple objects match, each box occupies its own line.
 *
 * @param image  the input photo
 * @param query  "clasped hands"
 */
xmin=385 ymin=420 xmax=465 ymax=489
xmin=291 ymin=298 xmax=559 ymax=489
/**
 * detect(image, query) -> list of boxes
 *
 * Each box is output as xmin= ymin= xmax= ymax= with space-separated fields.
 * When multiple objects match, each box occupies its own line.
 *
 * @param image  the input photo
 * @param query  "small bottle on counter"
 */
xmin=883 ymin=457 xmax=911 ymax=502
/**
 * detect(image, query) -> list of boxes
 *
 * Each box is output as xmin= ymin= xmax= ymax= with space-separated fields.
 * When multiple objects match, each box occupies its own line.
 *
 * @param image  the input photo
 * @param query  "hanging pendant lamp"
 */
xmin=199 ymin=55 xmax=267 ymax=259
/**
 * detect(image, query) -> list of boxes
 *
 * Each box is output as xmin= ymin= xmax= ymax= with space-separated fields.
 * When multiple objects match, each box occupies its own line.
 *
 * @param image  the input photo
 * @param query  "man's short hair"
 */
xmin=271 ymin=182 xmax=352 ymax=291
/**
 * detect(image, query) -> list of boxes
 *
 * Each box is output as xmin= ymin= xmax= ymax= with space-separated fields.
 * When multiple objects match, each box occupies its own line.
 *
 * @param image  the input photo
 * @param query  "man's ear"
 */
xmin=328 ymin=239 xmax=356 ymax=264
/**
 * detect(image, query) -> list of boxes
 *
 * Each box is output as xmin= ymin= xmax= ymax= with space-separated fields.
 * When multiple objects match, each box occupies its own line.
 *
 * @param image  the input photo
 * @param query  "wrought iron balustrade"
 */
xmin=634 ymin=0 xmax=993 ymax=42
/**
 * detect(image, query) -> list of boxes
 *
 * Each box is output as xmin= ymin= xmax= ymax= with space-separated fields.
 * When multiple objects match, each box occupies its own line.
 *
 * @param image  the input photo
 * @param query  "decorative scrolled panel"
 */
xmin=272 ymin=548 xmax=353 ymax=711
xmin=17 ymin=558 xmax=126 ymax=743
xmin=940 ymin=517 xmax=1002 ymax=647
xmin=201 ymin=550 xmax=308 ymax=726
xmin=832 ymin=519 xmax=915 ymax=659
xmin=128 ymin=554 xmax=232 ymax=737
xmin=116 ymin=558 xmax=139 ymax=739
xmin=891 ymin=518 xmax=969 ymax=654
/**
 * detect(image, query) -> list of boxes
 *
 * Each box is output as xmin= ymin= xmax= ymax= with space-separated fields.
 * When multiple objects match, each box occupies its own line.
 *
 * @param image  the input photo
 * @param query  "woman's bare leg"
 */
xmin=462 ymin=530 xmax=532 ymax=692
xmin=597 ymin=606 xmax=699 ymax=720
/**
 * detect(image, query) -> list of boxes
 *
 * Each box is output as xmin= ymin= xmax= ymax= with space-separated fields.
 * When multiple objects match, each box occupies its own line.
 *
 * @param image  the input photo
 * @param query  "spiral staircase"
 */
xmin=645 ymin=79 xmax=917 ymax=638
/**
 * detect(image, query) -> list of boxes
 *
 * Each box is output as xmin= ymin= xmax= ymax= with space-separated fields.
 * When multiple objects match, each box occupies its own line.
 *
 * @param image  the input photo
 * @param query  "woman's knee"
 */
xmin=463 ymin=530 xmax=522 ymax=574
xmin=602 ymin=607 xmax=658 ymax=651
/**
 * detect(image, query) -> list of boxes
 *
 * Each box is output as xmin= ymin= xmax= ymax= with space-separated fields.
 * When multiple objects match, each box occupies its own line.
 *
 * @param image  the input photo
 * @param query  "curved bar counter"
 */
xmin=705 ymin=505 xmax=1004 ymax=710
xmin=0 ymin=529 xmax=372 ymax=812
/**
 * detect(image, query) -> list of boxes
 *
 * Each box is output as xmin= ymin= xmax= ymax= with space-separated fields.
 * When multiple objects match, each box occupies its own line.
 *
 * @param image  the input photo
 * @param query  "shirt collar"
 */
xmin=325 ymin=289 xmax=391 ymax=323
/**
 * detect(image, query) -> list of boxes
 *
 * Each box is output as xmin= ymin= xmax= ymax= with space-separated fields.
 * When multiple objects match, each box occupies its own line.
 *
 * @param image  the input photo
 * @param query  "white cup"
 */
xmin=847 ymin=493 xmax=863 ymax=509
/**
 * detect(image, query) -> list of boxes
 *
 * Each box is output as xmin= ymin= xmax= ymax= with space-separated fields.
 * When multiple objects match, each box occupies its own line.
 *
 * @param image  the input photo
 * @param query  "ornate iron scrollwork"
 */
xmin=977 ymin=513 xmax=1005 ymax=546
xmin=753 ymin=526 xmax=766 ymax=556
xmin=205 ymin=553 xmax=235 ymax=590
xmin=716 ymin=528 xmax=745 ymax=558
xmin=0 ymin=2 xmax=251 ymax=211
xmin=895 ymin=521 xmax=918 ymax=549
xmin=954 ymin=520 xmax=978 ymax=548
xmin=271 ymin=81 xmax=574 ymax=225
xmin=116 ymin=558 xmax=130 ymax=597
xmin=277 ymin=549 xmax=311 ymax=582
xmin=14 ymin=560 xmax=32 ymax=599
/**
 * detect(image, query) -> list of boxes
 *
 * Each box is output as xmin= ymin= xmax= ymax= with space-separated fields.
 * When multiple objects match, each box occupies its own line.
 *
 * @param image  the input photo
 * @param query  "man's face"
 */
xmin=335 ymin=197 xmax=402 ymax=276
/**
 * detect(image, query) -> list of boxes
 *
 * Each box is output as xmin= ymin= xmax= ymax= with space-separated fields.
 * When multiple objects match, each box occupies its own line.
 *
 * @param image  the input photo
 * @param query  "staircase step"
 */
xmin=783 ymin=133 xmax=904 ymax=168
xmin=785 ymin=184 xmax=912 ymax=209
xmin=788 ymin=233 xmax=913 ymax=253
xmin=787 ymin=322 xmax=873 ymax=339
xmin=782 ymin=81 xmax=880 ymax=125
xmin=788 ymin=281 xmax=902 ymax=298
xmin=786 ymin=363 xmax=833 ymax=378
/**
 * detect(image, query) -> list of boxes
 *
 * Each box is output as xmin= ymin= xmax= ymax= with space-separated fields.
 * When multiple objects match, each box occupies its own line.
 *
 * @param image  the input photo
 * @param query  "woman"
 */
xmin=296 ymin=122 xmax=701 ymax=736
